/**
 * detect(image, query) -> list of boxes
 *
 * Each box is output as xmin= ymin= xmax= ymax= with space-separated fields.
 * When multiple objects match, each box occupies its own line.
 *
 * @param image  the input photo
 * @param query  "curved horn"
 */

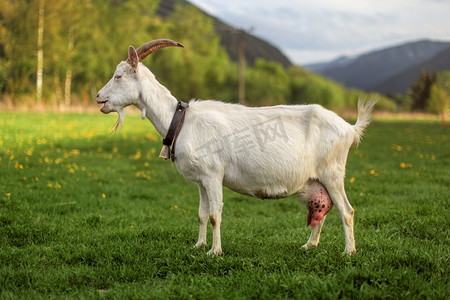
xmin=134 ymin=39 xmax=184 ymax=62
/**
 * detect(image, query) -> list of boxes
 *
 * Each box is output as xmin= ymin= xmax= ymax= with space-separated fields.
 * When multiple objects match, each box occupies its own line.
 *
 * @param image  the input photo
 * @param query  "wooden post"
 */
xmin=36 ymin=0 xmax=44 ymax=104
xmin=238 ymin=30 xmax=245 ymax=105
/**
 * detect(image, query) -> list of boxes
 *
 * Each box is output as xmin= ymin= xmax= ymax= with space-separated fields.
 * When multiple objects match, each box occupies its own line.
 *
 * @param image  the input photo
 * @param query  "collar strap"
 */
xmin=159 ymin=101 xmax=189 ymax=161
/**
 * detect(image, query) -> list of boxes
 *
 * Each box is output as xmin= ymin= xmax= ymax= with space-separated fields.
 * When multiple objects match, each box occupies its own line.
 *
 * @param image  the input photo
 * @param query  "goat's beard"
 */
xmin=111 ymin=108 xmax=125 ymax=134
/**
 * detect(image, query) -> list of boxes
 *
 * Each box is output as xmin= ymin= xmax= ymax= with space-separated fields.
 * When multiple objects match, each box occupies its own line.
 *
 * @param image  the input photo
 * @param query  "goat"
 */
xmin=96 ymin=39 xmax=376 ymax=256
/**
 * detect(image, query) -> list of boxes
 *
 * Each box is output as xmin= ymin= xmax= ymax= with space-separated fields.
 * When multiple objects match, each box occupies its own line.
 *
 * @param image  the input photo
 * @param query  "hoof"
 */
xmin=194 ymin=241 xmax=206 ymax=249
xmin=207 ymin=248 xmax=223 ymax=256
xmin=301 ymin=243 xmax=317 ymax=250
xmin=342 ymin=249 xmax=357 ymax=256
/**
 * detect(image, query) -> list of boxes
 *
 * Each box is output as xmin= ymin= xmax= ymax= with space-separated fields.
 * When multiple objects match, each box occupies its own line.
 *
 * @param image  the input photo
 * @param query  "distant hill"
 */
xmin=155 ymin=0 xmax=292 ymax=68
xmin=305 ymin=40 xmax=450 ymax=95
xmin=305 ymin=56 xmax=356 ymax=73
xmin=373 ymin=47 xmax=450 ymax=94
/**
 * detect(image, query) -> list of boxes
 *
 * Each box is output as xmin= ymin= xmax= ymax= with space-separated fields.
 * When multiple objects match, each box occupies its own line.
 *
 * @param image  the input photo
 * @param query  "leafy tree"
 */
xmin=428 ymin=71 xmax=450 ymax=126
xmin=150 ymin=3 xmax=235 ymax=102
xmin=288 ymin=66 xmax=345 ymax=109
xmin=0 ymin=0 xmax=397 ymax=112
xmin=75 ymin=0 xmax=161 ymax=101
xmin=245 ymin=59 xmax=290 ymax=106
xmin=409 ymin=70 xmax=437 ymax=111
xmin=0 ymin=63 xmax=6 ymax=93
xmin=0 ymin=0 xmax=38 ymax=100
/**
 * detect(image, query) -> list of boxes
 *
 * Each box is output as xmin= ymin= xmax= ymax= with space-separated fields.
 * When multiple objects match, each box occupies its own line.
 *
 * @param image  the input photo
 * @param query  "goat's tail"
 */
xmin=353 ymin=98 xmax=376 ymax=146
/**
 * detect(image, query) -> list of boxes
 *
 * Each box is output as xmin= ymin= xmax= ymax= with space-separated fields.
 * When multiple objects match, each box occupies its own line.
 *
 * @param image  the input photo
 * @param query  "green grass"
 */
xmin=0 ymin=111 xmax=449 ymax=299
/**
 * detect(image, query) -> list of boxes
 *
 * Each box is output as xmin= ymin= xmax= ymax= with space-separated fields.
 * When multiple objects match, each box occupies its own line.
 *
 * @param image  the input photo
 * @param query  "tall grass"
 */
xmin=0 ymin=111 xmax=448 ymax=299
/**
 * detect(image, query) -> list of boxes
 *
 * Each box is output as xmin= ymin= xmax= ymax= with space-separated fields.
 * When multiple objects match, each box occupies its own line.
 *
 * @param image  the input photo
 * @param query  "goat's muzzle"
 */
xmin=96 ymin=97 xmax=110 ymax=114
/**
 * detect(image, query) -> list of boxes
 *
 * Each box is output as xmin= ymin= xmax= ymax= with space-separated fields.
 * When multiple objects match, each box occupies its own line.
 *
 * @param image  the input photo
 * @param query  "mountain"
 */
xmin=373 ymin=47 xmax=450 ymax=94
xmin=305 ymin=40 xmax=450 ymax=95
xmin=155 ymin=0 xmax=292 ymax=68
xmin=305 ymin=56 xmax=356 ymax=73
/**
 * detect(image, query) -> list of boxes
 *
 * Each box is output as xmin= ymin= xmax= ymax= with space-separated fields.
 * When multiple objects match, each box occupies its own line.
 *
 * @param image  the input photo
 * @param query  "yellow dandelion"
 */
xmin=400 ymin=163 xmax=413 ymax=168
xmin=133 ymin=150 xmax=142 ymax=159
xmin=391 ymin=144 xmax=403 ymax=152
xmin=6 ymin=193 xmax=11 ymax=196
xmin=370 ymin=169 xmax=376 ymax=175
xmin=145 ymin=133 xmax=158 ymax=142
xmin=102 ymin=194 xmax=106 ymax=198
xmin=349 ymin=177 xmax=356 ymax=183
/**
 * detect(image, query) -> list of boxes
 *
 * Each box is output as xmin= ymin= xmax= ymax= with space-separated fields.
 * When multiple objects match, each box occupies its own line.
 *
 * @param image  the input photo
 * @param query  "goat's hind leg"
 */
xmin=300 ymin=179 xmax=333 ymax=250
xmin=322 ymin=179 xmax=356 ymax=255
xmin=302 ymin=215 xmax=327 ymax=250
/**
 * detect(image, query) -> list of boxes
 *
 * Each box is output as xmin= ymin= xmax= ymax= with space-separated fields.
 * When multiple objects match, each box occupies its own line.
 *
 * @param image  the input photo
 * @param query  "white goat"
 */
xmin=97 ymin=39 xmax=376 ymax=256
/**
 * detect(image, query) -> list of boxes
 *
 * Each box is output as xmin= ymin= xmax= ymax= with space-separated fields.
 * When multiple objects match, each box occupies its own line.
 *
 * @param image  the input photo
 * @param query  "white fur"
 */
xmin=97 ymin=57 xmax=376 ymax=256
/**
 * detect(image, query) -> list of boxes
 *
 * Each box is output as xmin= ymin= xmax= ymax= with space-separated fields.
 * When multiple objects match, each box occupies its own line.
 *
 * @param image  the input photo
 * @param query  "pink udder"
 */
xmin=306 ymin=182 xmax=333 ymax=229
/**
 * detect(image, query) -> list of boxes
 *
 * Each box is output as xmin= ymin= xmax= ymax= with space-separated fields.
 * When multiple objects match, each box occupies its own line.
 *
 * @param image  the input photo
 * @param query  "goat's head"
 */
xmin=96 ymin=39 xmax=184 ymax=132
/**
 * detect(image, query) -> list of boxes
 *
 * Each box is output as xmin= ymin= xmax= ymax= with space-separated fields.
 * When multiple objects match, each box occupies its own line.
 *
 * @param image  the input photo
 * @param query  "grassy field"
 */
xmin=0 ymin=111 xmax=449 ymax=299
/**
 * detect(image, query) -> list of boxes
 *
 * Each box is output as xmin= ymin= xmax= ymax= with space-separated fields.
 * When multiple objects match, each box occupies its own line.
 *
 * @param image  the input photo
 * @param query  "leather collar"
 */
xmin=159 ymin=101 xmax=189 ymax=161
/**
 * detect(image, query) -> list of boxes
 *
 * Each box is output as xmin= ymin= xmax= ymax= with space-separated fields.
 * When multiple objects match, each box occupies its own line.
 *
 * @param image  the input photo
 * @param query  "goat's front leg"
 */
xmin=202 ymin=179 xmax=223 ymax=256
xmin=194 ymin=185 xmax=209 ymax=248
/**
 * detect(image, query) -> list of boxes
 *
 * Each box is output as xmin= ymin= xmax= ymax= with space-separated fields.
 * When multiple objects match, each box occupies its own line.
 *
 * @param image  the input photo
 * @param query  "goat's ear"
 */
xmin=127 ymin=46 xmax=139 ymax=72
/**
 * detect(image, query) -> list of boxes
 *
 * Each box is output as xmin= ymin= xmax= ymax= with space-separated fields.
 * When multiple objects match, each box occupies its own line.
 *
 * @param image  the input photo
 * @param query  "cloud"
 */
xmin=189 ymin=0 xmax=450 ymax=64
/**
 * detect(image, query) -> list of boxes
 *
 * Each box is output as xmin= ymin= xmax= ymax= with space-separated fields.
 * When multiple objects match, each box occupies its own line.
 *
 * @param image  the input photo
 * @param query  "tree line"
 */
xmin=403 ymin=70 xmax=449 ymax=125
xmin=0 ymin=0 xmax=398 ymax=111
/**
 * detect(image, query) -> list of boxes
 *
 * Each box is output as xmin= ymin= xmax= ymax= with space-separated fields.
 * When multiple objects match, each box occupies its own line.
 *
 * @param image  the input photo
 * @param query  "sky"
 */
xmin=188 ymin=0 xmax=450 ymax=65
